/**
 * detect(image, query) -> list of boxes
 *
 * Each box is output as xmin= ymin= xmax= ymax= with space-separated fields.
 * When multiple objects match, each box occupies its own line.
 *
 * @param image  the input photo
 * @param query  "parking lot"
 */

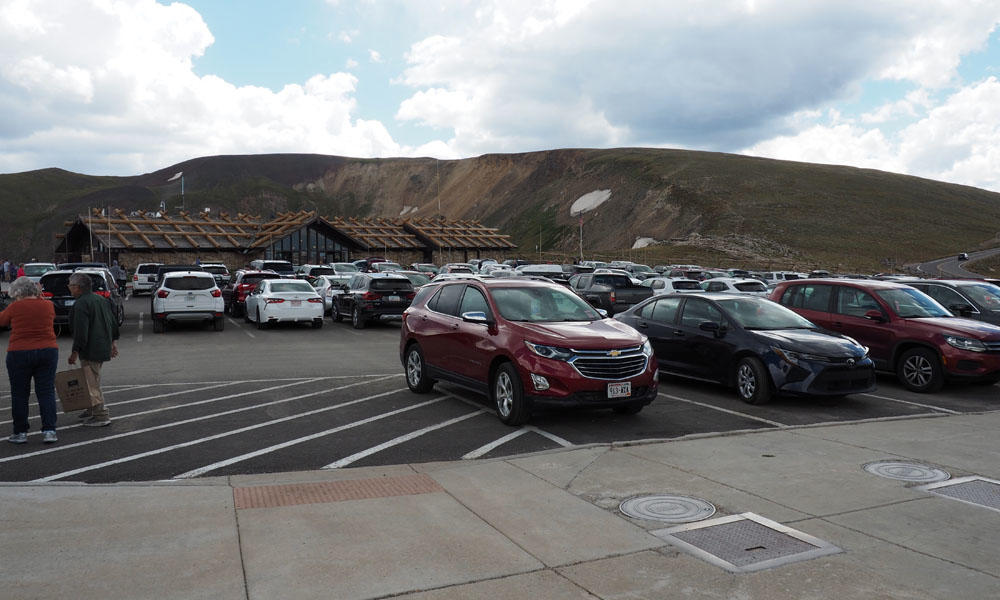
xmin=1 ymin=295 xmax=998 ymax=484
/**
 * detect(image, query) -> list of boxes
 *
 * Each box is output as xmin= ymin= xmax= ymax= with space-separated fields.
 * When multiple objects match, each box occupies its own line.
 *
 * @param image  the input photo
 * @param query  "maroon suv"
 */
xmin=400 ymin=278 xmax=658 ymax=424
xmin=771 ymin=279 xmax=1000 ymax=392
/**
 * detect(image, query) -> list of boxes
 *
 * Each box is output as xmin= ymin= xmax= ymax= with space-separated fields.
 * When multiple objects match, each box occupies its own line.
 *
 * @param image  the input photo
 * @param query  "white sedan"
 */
xmin=311 ymin=274 xmax=353 ymax=313
xmin=245 ymin=279 xmax=325 ymax=329
xmin=641 ymin=277 xmax=702 ymax=295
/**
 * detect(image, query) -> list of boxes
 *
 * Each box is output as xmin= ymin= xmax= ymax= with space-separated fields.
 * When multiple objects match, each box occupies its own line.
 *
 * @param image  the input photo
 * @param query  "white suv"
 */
xmin=132 ymin=262 xmax=164 ymax=295
xmin=150 ymin=271 xmax=224 ymax=333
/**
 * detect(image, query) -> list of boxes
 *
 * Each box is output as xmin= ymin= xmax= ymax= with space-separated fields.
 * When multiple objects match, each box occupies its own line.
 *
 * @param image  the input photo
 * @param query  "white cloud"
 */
xmin=368 ymin=49 xmax=383 ymax=63
xmin=0 ymin=0 xmax=402 ymax=174
xmin=345 ymin=58 xmax=359 ymax=69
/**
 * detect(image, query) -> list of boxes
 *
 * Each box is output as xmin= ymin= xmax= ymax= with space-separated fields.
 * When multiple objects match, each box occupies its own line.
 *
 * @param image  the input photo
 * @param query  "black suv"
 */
xmin=331 ymin=273 xmax=414 ymax=329
xmin=903 ymin=279 xmax=1000 ymax=326
xmin=40 ymin=269 xmax=125 ymax=332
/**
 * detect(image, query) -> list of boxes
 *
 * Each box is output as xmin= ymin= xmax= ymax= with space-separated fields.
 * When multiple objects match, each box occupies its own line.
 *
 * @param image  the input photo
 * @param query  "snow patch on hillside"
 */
xmin=632 ymin=237 xmax=657 ymax=249
xmin=399 ymin=205 xmax=420 ymax=216
xmin=570 ymin=189 xmax=611 ymax=216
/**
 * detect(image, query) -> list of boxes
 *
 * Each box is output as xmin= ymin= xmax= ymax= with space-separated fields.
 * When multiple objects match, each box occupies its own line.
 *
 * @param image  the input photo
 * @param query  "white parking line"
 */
xmin=227 ymin=317 xmax=255 ymax=338
xmin=33 ymin=382 xmax=408 ymax=481
xmin=860 ymin=393 xmax=961 ymax=415
xmin=324 ymin=409 xmax=486 ymax=469
xmin=137 ymin=312 xmax=143 ymax=343
xmin=463 ymin=429 xmax=530 ymax=459
xmin=659 ymin=392 xmax=788 ymax=427
xmin=5 ymin=377 xmax=394 ymax=465
xmin=524 ymin=425 xmax=574 ymax=447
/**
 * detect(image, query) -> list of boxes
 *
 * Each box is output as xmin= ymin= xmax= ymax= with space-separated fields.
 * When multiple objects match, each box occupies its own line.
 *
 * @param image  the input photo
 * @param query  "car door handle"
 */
xmin=673 ymin=330 xmax=685 ymax=336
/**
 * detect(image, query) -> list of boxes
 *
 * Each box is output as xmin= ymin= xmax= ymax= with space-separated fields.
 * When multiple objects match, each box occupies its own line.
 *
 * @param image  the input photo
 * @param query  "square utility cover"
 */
xmin=652 ymin=513 xmax=842 ymax=573
xmin=917 ymin=476 xmax=1000 ymax=514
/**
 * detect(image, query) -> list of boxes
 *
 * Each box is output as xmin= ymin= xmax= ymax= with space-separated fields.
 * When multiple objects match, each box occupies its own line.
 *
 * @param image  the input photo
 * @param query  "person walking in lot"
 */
xmin=67 ymin=272 xmax=119 ymax=426
xmin=0 ymin=277 xmax=59 ymax=444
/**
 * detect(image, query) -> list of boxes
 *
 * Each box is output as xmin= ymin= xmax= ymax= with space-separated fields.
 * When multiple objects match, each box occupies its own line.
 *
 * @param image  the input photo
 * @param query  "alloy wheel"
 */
xmin=737 ymin=363 xmax=756 ymax=399
xmin=495 ymin=372 xmax=513 ymax=418
xmin=902 ymin=354 xmax=933 ymax=388
xmin=406 ymin=350 xmax=422 ymax=387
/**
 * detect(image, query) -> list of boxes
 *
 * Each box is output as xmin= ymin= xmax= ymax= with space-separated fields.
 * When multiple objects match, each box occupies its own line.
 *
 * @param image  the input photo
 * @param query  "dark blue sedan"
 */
xmin=614 ymin=293 xmax=875 ymax=404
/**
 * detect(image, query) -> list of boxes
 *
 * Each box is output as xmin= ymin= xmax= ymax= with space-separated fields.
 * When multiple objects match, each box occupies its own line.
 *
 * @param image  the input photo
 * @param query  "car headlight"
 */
xmin=945 ymin=336 xmax=987 ymax=352
xmin=524 ymin=341 xmax=574 ymax=361
xmin=641 ymin=340 xmax=653 ymax=356
xmin=772 ymin=347 xmax=827 ymax=365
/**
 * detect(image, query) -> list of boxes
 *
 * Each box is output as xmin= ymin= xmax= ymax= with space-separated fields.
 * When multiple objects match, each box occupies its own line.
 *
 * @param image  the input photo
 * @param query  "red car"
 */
xmin=400 ymin=278 xmax=658 ymax=424
xmin=771 ymin=279 xmax=1000 ymax=392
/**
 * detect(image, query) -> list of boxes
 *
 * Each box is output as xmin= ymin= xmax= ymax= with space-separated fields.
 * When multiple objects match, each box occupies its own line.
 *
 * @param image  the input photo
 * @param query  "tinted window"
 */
xmin=958 ymin=283 xmax=1000 ymax=311
xmin=706 ymin=281 xmax=727 ymax=292
xmin=40 ymin=273 xmax=107 ymax=296
xmin=680 ymin=298 xmax=723 ymax=328
xmin=492 ymin=286 xmax=599 ymax=322
xmin=734 ymin=281 xmax=767 ymax=293
xmin=638 ymin=301 xmax=656 ymax=319
xmin=164 ymin=276 xmax=214 ymax=291
xmin=873 ymin=288 xmax=950 ymax=318
xmin=371 ymin=279 xmax=413 ymax=292
xmin=241 ymin=273 xmax=280 ymax=285
xmin=459 ymin=287 xmax=490 ymax=315
xmin=137 ymin=264 xmax=162 ymax=274
xmin=672 ymin=280 xmax=701 ymax=291
xmin=916 ymin=284 xmax=968 ymax=310
xmin=650 ymin=297 xmax=681 ymax=323
xmin=307 ymin=267 xmax=335 ymax=276
xmin=432 ymin=284 xmax=466 ymax=316
xmin=835 ymin=287 xmax=882 ymax=317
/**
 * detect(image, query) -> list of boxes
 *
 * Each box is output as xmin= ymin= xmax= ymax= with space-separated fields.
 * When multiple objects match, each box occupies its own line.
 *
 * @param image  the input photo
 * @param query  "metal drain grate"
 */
xmin=862 ymin=460 xmax=950 ymax=483
xmin=652 ymin=513 xmax=842 ymax=573
xmin=917 ymin=476 xmax=1000 ymax=514
xmin=619 ymin=495 xmax=716 ymax=523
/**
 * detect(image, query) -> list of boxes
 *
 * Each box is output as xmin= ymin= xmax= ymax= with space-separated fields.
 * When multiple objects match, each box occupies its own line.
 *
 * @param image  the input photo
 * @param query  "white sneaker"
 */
xmin=7 ymin=433 xmax=27 ymax=444
xmin=42 ymin=430 xmax=58 ymax=444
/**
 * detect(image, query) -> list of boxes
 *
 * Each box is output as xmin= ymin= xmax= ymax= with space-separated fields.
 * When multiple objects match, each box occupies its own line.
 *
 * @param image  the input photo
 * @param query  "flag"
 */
xmin=167 ymin=171 xmax=183 ymax=182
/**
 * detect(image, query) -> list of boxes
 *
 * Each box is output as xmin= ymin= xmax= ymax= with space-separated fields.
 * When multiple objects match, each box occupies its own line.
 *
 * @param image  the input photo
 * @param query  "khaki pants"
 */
xmin=80 ymin=359 xmax=109 ymax=420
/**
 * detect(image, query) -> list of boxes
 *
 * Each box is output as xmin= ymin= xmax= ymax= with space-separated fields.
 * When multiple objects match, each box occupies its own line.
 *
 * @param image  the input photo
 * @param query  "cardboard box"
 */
xmin=55 ymin=368 xmax=97 ymax=413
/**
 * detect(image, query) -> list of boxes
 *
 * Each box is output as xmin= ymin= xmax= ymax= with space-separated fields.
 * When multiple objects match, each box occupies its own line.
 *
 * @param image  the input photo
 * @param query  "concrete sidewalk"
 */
xmin=2 ymin=412 xmax=998 ymax=599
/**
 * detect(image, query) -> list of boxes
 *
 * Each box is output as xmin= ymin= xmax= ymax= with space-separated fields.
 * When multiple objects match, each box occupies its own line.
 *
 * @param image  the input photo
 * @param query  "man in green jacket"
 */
xmin=67 ymin=272 xmax=119 ymax=426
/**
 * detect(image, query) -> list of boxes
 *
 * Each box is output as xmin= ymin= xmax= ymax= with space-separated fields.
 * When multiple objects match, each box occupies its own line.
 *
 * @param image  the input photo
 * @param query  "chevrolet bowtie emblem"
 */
xmin=609 ymin=350 xmax=621 ymax=357
xmin=846 ymin=358 xmax=856 ymax=368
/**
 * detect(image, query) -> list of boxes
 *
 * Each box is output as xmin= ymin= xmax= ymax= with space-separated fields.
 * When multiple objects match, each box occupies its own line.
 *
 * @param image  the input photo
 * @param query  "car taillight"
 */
xmin=362 ymin=291 xmax=379 ymax=301
xmin=405 ymin=292 xmax=416 ymax=299
xmin=266 ymin=298 xmax=285 ymax=304
xmin=157 ymin=290 xmax=169 ymax=298
xmin=42 ymin=291 xmax=53 ymax=298
xmin=132 ymin=275 xmax=138 ymax=281
xmin=211 ymin=289 xmax=221 ymax=297
xmin=96 ymin=290 xmax=111 ymax=298
xmin=610 ymin=291 xmax=616 ymax=303
xmin=307 ymin=298 xmax=323 ymax=303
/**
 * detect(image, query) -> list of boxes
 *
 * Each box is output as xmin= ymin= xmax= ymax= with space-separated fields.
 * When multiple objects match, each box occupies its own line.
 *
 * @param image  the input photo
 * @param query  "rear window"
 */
xmin=262 ymin=261 xmax=293 ymax=273
xmin=269 ymin=281 xmax=313 ymax=293
xmin=40 ymin=273 xmax=107 ymax=296
xmin=24 ymin=264 xmax=55 ymax=276
xmin=672 ymin=280 xmax=701 ymax=290
xmin=137 ymin=264 xmax=162 ymax=274
xmin=202 ymin=266 xmax=229 ymax=275
xmin=735 ymin=281 xmax=767 ymax=292
xmin=164 ymin=276 xmax=215 ymax=291
xmin=371 ymin=279 xmax=413 ymax=292
xmin=242 ymin=273 xmax=281 ymax=285
xmin=307 ymin=267 xmax=335 ymax=276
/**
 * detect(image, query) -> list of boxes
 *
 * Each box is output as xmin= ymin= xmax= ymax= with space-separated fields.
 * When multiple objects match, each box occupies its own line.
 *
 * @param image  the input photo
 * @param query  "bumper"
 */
xmin=515 ymin=350 xmax=659 ymax=408
xmin=261 ymin=304 xmax=324 ymax=323
xmin=157 ymin=311 xmax=222 ymax=322
xmin=941 ymin=347 xmax=1000 ymax=381
xmin=769 ymin=357 xmax=877 ymax=396
xmin=361 ymin=307 xmax=407 ymax=321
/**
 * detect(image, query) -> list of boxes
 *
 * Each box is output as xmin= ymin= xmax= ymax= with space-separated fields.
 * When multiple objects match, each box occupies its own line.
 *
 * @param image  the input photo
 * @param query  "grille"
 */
xmin=983 ymin=341 xmax=1000 ymax=353
xmin=808 ymin=368 xmax=875 ymax=393
xmin=570 ymin=347 xmax=648 ymax=379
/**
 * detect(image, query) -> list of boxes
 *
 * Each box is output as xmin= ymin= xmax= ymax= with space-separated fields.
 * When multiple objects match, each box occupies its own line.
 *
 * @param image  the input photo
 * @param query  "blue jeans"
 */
xmin=6 ymin=347 xmax=59 ymax=434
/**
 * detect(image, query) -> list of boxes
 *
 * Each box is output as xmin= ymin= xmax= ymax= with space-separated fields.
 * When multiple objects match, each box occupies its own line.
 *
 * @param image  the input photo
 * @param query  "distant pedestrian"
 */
xmin=0 ymin=277 xmax=59 ymax=444
xmin=67 ymin=272 xmax=119 ymax=426
xmin=110 ymin=260 xmax=127 ymax=296
xmin=16 ymin=264 xmax=25 ymax=278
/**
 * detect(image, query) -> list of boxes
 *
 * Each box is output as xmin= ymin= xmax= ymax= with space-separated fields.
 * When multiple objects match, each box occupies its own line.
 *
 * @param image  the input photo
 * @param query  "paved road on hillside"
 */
xmin=912 ymin=248 xmax=1000 ymax=278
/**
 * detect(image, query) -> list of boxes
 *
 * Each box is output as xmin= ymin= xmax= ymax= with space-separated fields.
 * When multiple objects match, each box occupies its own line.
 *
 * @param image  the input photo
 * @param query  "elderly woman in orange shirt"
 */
xmin=0 ymin=276 xmax=59 ymax=444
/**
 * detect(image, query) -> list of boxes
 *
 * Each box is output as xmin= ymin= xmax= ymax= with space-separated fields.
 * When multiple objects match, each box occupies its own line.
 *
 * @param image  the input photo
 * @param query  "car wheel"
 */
xmin=117 ymin=305 xmax=125 ymax=326
xmin=735 ymin=356 xmax=772 ymax=404
xmin=152 ymin=318 xmax=165 ymax=334
xmin=331 ymin=302 xmax=343 ymax=322
xmin=613 ymin=402 xmax=644 ymax=415
xmin=493 ymin=363 xmax=530 ymax=425
xmin=312 ymin=318 xmax=323 ymax=329
xmin=256 ymin=309 xmax=267 ymax=330
xmin=352 ymin=306 xmax=366 ymax=329
xmin=405 ymin=344 xmax=435 ymax=393
xmin=213 ymin=316 xmax=225 ymax=331
xmin=897 ymin=347 xmax=944 ymax=393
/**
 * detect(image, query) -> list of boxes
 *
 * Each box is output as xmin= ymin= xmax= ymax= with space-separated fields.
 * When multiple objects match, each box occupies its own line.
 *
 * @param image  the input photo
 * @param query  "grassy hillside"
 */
xmin=1 ymin=149 xmax=999 ymax=271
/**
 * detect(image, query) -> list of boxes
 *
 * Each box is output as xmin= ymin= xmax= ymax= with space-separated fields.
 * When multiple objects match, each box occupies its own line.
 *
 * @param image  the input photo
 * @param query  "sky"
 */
xmin=1 ymin=0 xmax=999 ymax=192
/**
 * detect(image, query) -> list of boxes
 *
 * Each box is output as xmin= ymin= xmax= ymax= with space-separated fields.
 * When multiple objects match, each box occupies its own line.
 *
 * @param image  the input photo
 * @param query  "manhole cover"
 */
xmin=651 ymin=513 xmax=842 ymax=573
xmin=862 ymin=460 xmax=950 ymax=483
xmin=619 ymin=495 xmax=716 ymax=523
xmin=918 ymin=476 xmax=1000 ymax=513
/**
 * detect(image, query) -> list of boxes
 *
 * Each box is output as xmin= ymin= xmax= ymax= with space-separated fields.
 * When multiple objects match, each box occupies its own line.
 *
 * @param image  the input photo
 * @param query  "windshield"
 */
xmin=959 ymin=283 xmax=1000 ymax=311
xmin=331 ymin=263 xmax=359 ymax=272
xmin=716 ymin=297 xmax=816 ymax=330
xmin=307 ymin=267 xmax=335 ymax=276
xmin=202 ymin=266 xmax=228 ymax=275
xmin=165 ymin=276 xmax=214 ymax=290
xmin=874 ymin=288 xmax=951 ymax=318
xmin=492 ymin=286 xmax=600 ymax=322
xmin=24 ymin=264 xmax=55 ymax=276
xmin=735 ymin=281 xmax=767 ymax=292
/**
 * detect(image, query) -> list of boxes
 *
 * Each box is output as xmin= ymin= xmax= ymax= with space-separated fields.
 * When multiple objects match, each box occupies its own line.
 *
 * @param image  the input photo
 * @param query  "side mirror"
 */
xmin=597 ymin=308 xmax=608 ymax=318
xmin=864 ymin=309 xmax=886 ymax=322
xmin=948 ymin=303 xmax=974 ymax=316
xmin=461 ymin=311 xmax=491 ymax=324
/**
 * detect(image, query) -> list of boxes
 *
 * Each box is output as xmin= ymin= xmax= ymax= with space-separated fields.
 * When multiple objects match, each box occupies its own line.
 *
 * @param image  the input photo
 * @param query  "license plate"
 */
xmin=65 ymin=299 xmax=75 ymax=307
xmin=385 ymin=295 xmax=400 ymax=302
xmin=291 ymin=300 xmax=302 ymax=307
xmin=607 ymin=382 xmax=631 ymax=398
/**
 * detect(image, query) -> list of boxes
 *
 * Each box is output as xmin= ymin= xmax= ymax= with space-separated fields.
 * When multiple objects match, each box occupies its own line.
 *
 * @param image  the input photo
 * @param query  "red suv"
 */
xmin=400 ymin=279 xmax=658 ymax=424
xmin=771 ymin=279 xmax=1000 ymax=392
